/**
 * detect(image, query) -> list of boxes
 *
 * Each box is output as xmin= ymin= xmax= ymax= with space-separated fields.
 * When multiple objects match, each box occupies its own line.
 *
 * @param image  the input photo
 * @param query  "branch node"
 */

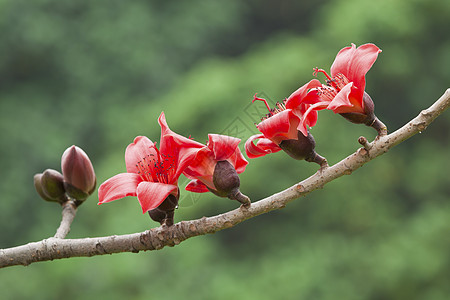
xmin=343 ymin=169 xmax=352 ymax=175
xmin=358 ymin=136 xmax=372 ymax=150
xmin=296 ymin=184 xmax=305 ymax=193
xmin=95 ymin=241 xmax=107 ymax=254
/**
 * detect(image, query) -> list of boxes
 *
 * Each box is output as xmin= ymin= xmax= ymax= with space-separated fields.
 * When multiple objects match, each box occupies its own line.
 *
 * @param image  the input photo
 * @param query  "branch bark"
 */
xmin=1 ymin=88 xmax=449 ymax=269
xmin=53 ymin=200 xmax=78 ymax=239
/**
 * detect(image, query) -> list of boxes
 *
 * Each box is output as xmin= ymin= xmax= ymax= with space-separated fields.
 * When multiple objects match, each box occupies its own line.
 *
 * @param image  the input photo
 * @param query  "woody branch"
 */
xmin=0 ymin=88 xmax=449 ymax=269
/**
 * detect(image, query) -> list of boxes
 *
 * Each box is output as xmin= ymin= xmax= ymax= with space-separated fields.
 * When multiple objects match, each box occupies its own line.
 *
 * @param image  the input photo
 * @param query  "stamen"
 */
xmin=317 ymin=86 xmax=337 ymax=102
xmin=135 ymin=145 xmax=176 ymax=184
xmin=252 ymin=93 xmax=271 ymax=112
xmin=313 ymin=68 xmax=333 ymax=81
xmin=333 ymin=73 xmax=350 ymax=90
xmin=313 ymin=68 xmax=341 ymax=90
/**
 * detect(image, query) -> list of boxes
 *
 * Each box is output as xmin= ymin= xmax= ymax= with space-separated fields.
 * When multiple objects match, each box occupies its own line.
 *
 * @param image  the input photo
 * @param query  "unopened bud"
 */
xmin=148 ymin=190 xmax=179 ymax=226
xmin=61 ymin=145 xmax=96 ymax=201
xmin=212 ymin=160 xmax=250 ymax=207
xmin=34 ymin=169 xmax=66 ymax=203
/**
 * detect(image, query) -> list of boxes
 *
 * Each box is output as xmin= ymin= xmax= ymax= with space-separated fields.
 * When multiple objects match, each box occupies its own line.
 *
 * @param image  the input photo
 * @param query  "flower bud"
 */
xmin=212 ymin=160 xmax=250 ymax=207
xmin=34 ymin=169 xmax=66 ymax=203
xmin=61 ymin=145 xmax=96 ymax=201
xmin=279 ymin=130 xmax=327 ymax=166
xmin=148 ymin=190 xmax=179 ymax=226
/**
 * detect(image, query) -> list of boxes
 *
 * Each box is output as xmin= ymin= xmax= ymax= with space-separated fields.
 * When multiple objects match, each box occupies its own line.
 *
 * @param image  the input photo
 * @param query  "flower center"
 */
xmin=313 ymin=68 xmax=350 ymax=92
xmin=135 ymin=146 xmax=175 ymax=184
xmin=313 ymin=68 xmax=350 ymax=102
xmin=252 ymin=93 xmax=287 ymax=121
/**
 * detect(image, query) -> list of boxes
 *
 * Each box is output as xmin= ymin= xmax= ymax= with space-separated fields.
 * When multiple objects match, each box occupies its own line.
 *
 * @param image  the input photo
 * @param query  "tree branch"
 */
xmin=1 ymin=88 xmax=449 ymax=269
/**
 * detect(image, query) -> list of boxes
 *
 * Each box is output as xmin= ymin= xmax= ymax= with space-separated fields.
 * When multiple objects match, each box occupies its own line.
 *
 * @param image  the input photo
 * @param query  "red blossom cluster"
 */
xmin=45 ymin=43 xmax=384 ymax=227
xmin=98 ymin=113 xmax=250 ymax=225
xmin=245 ymin=43 xmax=384 ymax=165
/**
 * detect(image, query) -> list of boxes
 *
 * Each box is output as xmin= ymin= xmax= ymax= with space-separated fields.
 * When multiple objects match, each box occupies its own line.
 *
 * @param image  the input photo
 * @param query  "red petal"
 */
xmin=330 ymin=43 xmax=381 ymax=93
xmin=183 ymin=148 xmax=215 ymax=178
xmin=182 ymin=150 xmax=216 ymax=191
xmin=257 ymin=109 xmax=300 ymax=144
xmin=245 ymin=134 xmax=282 ymax=159
xmin=158 ymin=112 xmax=204 ymax=182
xmin=98 ymin=173 xmax=142 ymax=204
xmin=228 ymin=146 xmax=248 ymax=174
xmin=285 ymin=79 xmax=322 ymax=109
xmin=292 ymin=107 xmax=318 ymax=129
xmin=136 ymin=181 xmax=178 ymax=213
xmin=125 ymin=136 xmax=158 ymax=174
xmin=185 ymin=179 xmax=209 ymax=193
xmin=207 ymin=134 xmax=240 ymax=161
xmin=326 ymin=83 xmax=364 ymax=114
xmin=298 ymin=102 xmax=329 ymax=136
xmin=327 ymin=82 xmax=353 ymax=111
xmin=298 ymin=89 xmax=322 ymax=105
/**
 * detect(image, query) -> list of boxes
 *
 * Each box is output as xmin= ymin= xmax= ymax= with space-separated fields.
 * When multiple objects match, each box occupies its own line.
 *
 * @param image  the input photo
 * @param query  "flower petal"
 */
xmin=326 ymin=82 xmax=364 ymax=114
xmin=185 ymin=179 xmax=209 ymax=193
xmin=183 ymin=148 xmax=215 ymax=177
xmin=208 ymin=134 xmax=241 ymax=161
xmin=245 ymin=134 xmax=282 ymax=159
xmin=298 ymin=101 xmax=329 ymax=136
xmin=136 ymin=181 xmax=178 ymax=213
xmin=257 ymin=109 xmax=300 ymax=144
xmin=125 ymin=136 xmax=158 ymax=174
xmin=330 ymin=43 xmax=381 ymax=93
xmin=98 ymin=173 xmax=142 ymax=205
xmin=227 ymin=146 xmax=248 ymax=174
xmin=285 ymin=79 xmax=322 ymax=109
xmin=158 ymin=112 xmax=204 ymax=182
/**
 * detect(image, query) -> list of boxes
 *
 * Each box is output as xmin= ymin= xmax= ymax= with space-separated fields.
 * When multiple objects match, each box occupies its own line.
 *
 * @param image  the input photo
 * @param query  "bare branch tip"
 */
xmin=358 ymin=136 xmax=372 ymax=151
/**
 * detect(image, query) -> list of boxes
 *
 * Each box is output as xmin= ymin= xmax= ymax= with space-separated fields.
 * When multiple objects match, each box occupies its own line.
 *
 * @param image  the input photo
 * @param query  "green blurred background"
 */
xmin=0 ymin=0 xmax=449 ymax=299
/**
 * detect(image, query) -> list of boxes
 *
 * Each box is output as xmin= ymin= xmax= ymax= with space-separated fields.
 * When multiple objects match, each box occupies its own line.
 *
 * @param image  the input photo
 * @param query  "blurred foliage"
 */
xmin=0 ymin=0 xmax=449 ymax=299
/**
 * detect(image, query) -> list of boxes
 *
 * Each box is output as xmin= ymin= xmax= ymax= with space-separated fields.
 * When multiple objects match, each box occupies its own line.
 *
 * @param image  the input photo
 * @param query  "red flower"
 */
xmin=245 ymin=80 xmax=326 ymax=166
xmin=183 ymin=134 xmax=250 ymax=206
xmin=184 ymin=134 xmax=248 ymax=193
xmin=300 ymin=43 xmax=382 ymax=130
xmin=98 ymin=112 xmax=203 ymax=213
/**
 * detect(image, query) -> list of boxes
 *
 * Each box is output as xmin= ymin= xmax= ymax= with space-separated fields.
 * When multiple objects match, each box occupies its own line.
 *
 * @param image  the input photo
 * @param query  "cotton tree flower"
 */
xmin=302 ymin=43 xmax=387 ymax=135
xmin=98 ymin=112 xmax=203 ymax=226
xmin=183 ymin=134 xmax=250 ymax=207
xmin=245 ymin=80 xmax=327 ymax=167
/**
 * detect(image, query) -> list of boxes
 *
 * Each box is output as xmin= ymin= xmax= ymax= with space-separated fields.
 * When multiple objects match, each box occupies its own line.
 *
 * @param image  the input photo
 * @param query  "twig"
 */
xmin=54 ymin=200 xmax=78 ymax=239
xmin=1 ymin=88 xmax=449 ymax=268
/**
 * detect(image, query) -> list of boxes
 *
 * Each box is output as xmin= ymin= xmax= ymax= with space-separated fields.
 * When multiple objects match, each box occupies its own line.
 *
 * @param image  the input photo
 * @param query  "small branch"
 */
xmin=358 ymin=136 xmax=371 ymax=150
xmin=1 ymin=88 xmax=449 ymax=269
xmin=54 ymin=200 xmax=78 ymax=239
